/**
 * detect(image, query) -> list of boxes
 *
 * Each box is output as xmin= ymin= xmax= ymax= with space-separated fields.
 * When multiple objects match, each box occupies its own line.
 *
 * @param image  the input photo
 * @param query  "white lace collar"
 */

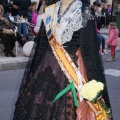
xmin=51 ymin=0 xmax=83 ymax=44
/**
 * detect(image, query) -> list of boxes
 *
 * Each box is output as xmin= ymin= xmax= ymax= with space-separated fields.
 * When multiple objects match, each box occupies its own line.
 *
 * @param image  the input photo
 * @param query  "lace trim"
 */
xmin=52 ymin=0 xmax=82 ymax=44
xmin=52 ymin=0 xmax=94 ymax=45
xmin=61 ymin=1 xmax=82 ymax=44
xmin=82 ymin=7 xmax=94 ymax=27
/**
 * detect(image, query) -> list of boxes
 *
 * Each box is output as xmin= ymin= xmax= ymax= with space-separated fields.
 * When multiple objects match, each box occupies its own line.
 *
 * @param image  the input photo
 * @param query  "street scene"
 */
xmin=0 ymin=0 xmax=120 ymax=120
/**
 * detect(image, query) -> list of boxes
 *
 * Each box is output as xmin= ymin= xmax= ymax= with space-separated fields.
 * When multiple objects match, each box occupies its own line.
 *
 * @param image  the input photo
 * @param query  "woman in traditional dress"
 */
xmin=13 ymin=0 xmax=112 ymax=119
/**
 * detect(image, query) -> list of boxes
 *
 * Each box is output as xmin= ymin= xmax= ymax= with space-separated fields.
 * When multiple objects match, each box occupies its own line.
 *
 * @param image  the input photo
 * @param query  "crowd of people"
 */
xmin=91 ymin=2 xmax=112 ymax=27
xmin=0 ymin=0 xmax=119 ymax=61
xmin=91 ymin=1 xmax=119 ymax=61
xmin=0 ymin=0 xmax=46 ymax=57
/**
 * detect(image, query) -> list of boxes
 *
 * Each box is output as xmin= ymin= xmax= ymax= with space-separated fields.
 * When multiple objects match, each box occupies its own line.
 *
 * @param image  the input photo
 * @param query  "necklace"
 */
xmin=57 ymin=1 xmax=62 ymax=23
xmin=58 ymin=1 xmax=62 ymax=18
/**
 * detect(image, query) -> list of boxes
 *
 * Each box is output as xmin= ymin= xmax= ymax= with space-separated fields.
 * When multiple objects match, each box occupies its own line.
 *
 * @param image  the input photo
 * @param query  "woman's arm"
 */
xmin=34 ymin=14 xmax=44 ymax=34
xmin=79 ymin=20 xmax=103 ymax=81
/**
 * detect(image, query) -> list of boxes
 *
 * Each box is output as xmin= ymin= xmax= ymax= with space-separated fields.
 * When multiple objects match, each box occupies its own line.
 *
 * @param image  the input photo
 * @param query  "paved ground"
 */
xmin=102 ymin=49 xmax=120 ymax=120
xmin=0 ymin=44 xmax=28 ymax=71
xmin=0 ymin=69 xmax=24 ymax=120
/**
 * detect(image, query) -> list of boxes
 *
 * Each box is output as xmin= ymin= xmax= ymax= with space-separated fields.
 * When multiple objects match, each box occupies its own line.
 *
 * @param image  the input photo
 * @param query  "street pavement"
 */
xmin=102 ymin=49 xmax=120 ymax=120
xmin=0 ymin=28 xmax=120 ymax=120
xmin=0 ymin=45 xmax=28 ymax=71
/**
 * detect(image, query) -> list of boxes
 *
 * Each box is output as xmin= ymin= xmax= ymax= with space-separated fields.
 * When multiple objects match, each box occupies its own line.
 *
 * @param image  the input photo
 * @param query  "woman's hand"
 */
xmin=10 ymin=1 xmax=13 ymax=5
xmin=3 ymin=28 xmax=6 ymax=31
xmin=10 ymin=29 xmax=13 ymax=31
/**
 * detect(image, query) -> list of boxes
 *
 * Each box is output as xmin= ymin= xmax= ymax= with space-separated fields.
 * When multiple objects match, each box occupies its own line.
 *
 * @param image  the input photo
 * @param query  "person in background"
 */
xmin=28 ymin=1 xmax=46 ymax=35
xmin=91 ymin=1 xmax=98 ymax=16
xmin=34 ymin=12 xmax=44 ymax=35
xmin=107 ymin=4 xmax=111 ymax=15
xmin=95 ymin=21 xmax=108 ymax=55
xmin=37 ymin=0 xmax=42 ymax=12
xmin=101 ymin=4 xmax=110 ymax=26
xmin=101 ymin=4 xmax=108 ymax=15
xmin=10 ymin=0 xmax=31 ymax=43
xmin=0 ymin=5 xmax=16 ymax=57
xmin=106 ymin=4 xmax=111 ymax=25
xmin=106 ymin=22 xmax=119 ymax=61
xmin=91 ymin=2 xmax=102 ymax=30
xmin=97 ymin=3 xmax=102 ymax=15
xmin=10 ymin=0 xmax=31 ymax=17
xmin=96 ymin=0 xmax=101 ymax=3
xmin=38 ymin=0 xmax=46 ymax=15
xmin=28 ymin=2 xmax=38 ymax=35
xmin=34 ymin=2 xmax=46 ymax=35
xmin=0 ymin=0 xmax=13 ymax=15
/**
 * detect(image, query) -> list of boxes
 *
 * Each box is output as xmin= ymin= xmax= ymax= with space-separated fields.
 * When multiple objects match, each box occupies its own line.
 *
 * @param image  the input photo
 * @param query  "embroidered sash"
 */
xmin=44 ymin=4 xmax=108 ymax=120
xmin=48 ymin=35 xmax=107 ymax=120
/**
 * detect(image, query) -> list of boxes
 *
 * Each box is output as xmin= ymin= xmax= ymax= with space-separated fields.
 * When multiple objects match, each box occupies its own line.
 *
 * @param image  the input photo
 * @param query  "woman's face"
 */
xmin=94 ymin=6 xmax=97 ymax=11
xmin=42 ymin=1 xmax=45 ymax=5
xmin=33 ymin=4 xmax=37 ymax=10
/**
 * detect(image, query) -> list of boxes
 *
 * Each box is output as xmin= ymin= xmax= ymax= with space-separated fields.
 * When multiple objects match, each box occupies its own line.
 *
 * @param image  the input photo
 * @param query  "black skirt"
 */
xmin=13 ymin=50 xmax=78 ymax=120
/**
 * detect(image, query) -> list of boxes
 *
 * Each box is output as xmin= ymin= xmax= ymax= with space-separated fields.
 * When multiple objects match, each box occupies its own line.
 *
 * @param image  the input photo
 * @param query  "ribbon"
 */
xmin=53 ymin=81 xmax=78 ymax=107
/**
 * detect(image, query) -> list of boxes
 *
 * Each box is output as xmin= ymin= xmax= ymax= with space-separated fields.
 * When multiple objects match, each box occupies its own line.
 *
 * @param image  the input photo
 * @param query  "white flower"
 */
xmin=80 ymin=80 xmax=104 ymax=101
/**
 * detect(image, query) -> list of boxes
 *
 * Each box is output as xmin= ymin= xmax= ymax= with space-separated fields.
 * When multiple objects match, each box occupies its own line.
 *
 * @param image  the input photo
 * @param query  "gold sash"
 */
xmin=48 ymin=35 xmax=107 ymax=120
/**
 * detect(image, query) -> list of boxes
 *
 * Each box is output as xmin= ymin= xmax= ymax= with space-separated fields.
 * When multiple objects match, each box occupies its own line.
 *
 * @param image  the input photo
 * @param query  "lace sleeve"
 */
xmin=79 ymin=20 xmax=111 ymax=108
xmin=82 ymin=6 xmax=94 ymax=28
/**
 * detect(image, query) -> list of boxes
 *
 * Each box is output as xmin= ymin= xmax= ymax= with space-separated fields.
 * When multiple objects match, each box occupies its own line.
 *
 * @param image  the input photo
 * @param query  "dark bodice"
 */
xmin=63 ymin=30 xmax=80 ymax=51
xmin=47 ymin=30 xmax=81 ymax=53
xmin=63 ymin=30 xmax=80 ymax=52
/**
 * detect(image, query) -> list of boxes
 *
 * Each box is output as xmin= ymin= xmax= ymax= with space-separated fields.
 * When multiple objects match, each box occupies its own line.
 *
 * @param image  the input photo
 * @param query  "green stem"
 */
xmin=97 ymin=99 xmax=112 ymax=118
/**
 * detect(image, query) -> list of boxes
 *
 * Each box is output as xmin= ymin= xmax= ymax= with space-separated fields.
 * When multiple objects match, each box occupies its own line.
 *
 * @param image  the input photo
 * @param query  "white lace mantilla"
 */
xmin=82 ymin=7 xmax=94 ymax=27
xmin=51 ymin=0 xmax=93 ymax=44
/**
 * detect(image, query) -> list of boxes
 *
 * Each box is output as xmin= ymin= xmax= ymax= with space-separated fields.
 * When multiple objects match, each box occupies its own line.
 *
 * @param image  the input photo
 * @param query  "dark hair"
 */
xmin=81 ymin=0 xmax=90 ymax=4
xmin=107 ymin=4 xmax=111 ymax=7
xmin=47 ymin=0 xmax=59 ymax=5
xmin=29 ymin=2 xmax=37 ymax=12
xmin=31 ymin=1 xmax=37 ymax=6
xmin=98 ymin=3 xmax=101 ymax=7
xmin=93 ymin=1 xmax=99 ymax=6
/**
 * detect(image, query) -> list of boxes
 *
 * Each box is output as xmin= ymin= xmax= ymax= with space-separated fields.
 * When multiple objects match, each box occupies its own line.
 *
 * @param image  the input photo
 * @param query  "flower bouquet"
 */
xmin=80 ymin=80 xmax=112 ymax=118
